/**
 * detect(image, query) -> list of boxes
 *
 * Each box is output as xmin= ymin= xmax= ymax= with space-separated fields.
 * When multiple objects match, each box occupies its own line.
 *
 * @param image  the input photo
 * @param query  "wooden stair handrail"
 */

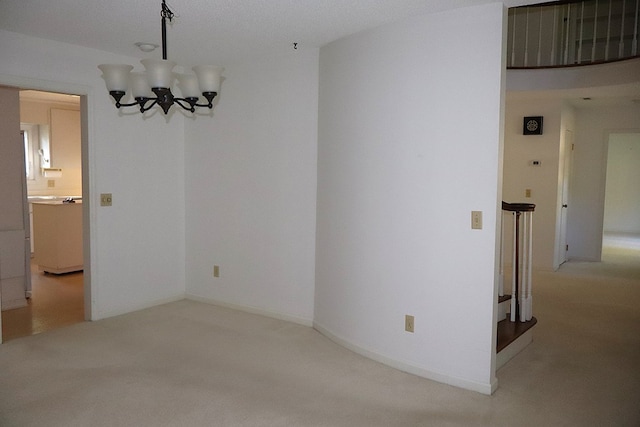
xmin=502 ymin=201 xmax=535 ymax=212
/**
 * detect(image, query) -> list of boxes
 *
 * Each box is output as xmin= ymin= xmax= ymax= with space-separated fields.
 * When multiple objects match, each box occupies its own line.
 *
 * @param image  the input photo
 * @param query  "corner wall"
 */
xmin=315 ymin=4 xmax=506 ymax=394
xmin=184 ymin=51 xmax=319 ymax=325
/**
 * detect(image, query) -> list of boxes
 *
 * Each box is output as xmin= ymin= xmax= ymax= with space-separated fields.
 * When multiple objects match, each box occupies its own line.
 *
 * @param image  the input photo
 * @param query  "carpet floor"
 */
xmin=0 ymin=243 xmax=638 ymax=426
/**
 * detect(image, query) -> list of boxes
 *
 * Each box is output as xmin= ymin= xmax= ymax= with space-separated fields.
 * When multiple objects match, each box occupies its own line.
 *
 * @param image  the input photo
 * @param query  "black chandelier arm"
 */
xmin=115 ymin=100 xmax=143 ymax=108
xmin=173 ymin=98 xmax=197 ymax=113
xmin=108 ymin=91 xmax=218 ymax=115
xmin=191 ymin=92 xmax=218 ymax=108
xmin=137 ymin=98 xmax=158 ymax=113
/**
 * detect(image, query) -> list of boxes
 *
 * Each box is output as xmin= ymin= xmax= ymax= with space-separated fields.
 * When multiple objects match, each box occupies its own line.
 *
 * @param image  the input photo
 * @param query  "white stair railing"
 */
xmin=501 ymin=202 xmax=536 ymax=322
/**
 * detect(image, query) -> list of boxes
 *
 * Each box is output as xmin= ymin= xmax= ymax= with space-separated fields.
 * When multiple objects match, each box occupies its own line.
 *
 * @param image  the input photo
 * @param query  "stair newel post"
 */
xmin=526 ymin=210 xmax=534 ymax=321
xmin=502 ymin=201 xmax=535 ymax=323
xmin=510 ymin=211 xmax=518 ymax=322
xmin=515 ymin=210 xmax=521 ymax=322
xmin=499 ymin=211 xmax=505 ymax=297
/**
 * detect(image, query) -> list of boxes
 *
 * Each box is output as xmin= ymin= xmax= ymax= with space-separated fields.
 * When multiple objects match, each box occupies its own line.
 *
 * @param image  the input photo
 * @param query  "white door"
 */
xmin=557 ymin=130 xmax=573 ymax=267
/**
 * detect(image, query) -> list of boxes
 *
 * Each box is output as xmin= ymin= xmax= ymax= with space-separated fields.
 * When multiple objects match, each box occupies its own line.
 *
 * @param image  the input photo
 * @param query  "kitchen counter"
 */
xmin=32 ymin=201 xmax=83 ymax=274
xmin=29 ymin=195 xmax=82 ymax=203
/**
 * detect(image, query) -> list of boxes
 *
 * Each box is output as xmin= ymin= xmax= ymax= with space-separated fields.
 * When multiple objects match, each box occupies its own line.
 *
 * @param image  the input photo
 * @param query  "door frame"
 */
xmin=0 ymin=73 xmax=94 ymax=343
xmin=602 ymin=130 xmax=640 ymax=251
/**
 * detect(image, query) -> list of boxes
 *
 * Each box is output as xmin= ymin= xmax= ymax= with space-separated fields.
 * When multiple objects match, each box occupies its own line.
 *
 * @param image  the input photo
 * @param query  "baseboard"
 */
xmin=1 ymin=276 xmax=28 ymax=311
xmin=185 ymin=294 xmax=314 ymax=327
xmin=92 ymin=294 xmax=186 ymax=321
xmin=313 ymin=321 xmax=494 ymax=395
xmin=1 ymin=297 xmax=28 ymax=311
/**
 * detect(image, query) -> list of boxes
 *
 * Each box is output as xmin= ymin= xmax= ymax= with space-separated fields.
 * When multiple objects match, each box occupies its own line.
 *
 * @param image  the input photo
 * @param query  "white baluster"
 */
xmin=620 ymin=0 xmax=627 ymax=57
xmin=578 ymin=1 xmax=585 ymax=64
xmin=526 ymin=211 xmax=534 ymax=321
xmin=605 ymin=0 xmax=613 ymax=61
xmin=537 ymin=5 xmax=543 ymax=66
xmin=524 ymin=7 xmax=530 ymax=67
xmin=592 ymin=0 xmax=599 ymax=63
xmin=564 ymin=3 xmax=572 ymax=64
xmin=520 ymin=211 xmax=528 ymax=322
xmin=551 ymin=5 xmax=558 ymax=65
xmin=510 ymin=8 xmax=517 ymax=67
xmin=499 ymin=211 xmax=505 ymax=297
xmin=633 ymin=0 xmax=639 ymax=55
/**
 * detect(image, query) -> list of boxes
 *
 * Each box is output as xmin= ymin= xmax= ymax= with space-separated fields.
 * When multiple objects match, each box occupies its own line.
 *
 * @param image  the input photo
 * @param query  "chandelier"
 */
xmin=98 ymin=1 xmax=224 ymax=115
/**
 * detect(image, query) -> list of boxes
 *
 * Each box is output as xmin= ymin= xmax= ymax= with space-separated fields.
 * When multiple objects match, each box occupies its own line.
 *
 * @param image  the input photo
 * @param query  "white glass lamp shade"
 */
xmin=176 ymin=73 xmax=200 ymax=98
xmin=193 ymin=65 xmax=224 ymax=93
xmin=141 ymin=59 xmax=176 ymax=88
xmin=130 ymin=72 xmax=153 ymax=98
xmin=98 ymin=64 xmax=134 ymax=92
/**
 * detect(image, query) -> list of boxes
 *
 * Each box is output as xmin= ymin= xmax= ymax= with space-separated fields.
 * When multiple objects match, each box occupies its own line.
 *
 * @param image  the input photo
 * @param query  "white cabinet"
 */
xmin=32 ymin=202 xmax=83 ymax=274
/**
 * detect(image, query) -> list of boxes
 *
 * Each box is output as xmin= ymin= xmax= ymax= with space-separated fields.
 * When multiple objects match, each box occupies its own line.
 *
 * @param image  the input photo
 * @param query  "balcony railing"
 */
xmin=508 ymin=0 xmax=639 ymax=68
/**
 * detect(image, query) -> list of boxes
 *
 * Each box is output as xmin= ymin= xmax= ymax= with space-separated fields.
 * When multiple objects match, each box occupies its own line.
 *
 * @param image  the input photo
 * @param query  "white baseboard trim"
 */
xmin=496 ymin=329 xmax=533 ymax=370
xmin=313 ymin=321 xmax=494 ymax=395
xmin=185 ymin=294 xmax=314 ymax=327
xmin=92 ymin=294 xmax=186 ymax=321
xmin=1 ymin=297 xmax=28 ymax=311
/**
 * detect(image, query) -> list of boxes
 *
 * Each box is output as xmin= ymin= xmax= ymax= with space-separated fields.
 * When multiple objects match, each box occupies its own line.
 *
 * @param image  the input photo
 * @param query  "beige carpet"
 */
xmin=0 ymin=245 xmax=638 ymax=426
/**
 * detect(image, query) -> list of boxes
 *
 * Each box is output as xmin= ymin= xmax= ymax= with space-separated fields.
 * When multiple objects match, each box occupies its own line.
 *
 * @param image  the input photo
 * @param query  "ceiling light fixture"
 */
xmin=134 ymin=42 xmax=159 ymax=53
xmin=98 ymin=0 xmax=224 ymax=115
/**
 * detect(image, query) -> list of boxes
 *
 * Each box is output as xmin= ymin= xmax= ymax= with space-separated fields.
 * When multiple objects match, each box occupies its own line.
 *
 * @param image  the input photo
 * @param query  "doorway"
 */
xmin=602 ymin=132 xmax=640 ymax=256
xmin=0 ymin=89 xmax=88 ymax=342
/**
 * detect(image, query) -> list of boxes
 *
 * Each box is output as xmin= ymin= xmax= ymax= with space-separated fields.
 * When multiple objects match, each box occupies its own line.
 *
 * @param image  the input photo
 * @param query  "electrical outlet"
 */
xmin=213 ymin=265 xmax=220 ymax=278
xmin=471 ymin=211 xmax=483 ymax=230
xmin=47 ymin=179 xmax=55 ymax=188
xmin=525 ymin=189 xmax=532 ymax=198
xmin=405 ymin=315 xmax=415 ymax=333
xmin=100 ymin=193 xmax=113 ymax=207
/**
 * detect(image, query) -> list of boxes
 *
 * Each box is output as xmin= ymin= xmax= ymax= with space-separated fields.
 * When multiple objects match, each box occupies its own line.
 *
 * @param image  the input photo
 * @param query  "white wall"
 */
xmin=571 ymin=105 xmax=640 ymax=259
xmin=0 ymin=29 xmax=186 ymax=319
xmin=603 ymin=133 xmax=640 ymax=233
xmin=315 ymin=4 xmax=506 ymax=394
xmin=184 ymin=51 xmax=319 ymax=325
xmin=506 ymin=59 xmax=640 ymax=263
xmin=502 ymin=98 xmax=575 ymax=270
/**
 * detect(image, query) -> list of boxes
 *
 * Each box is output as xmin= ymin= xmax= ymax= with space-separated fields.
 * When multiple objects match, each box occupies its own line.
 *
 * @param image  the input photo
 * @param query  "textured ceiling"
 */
xmin=0 ymin=0 xmax=540 ymax=65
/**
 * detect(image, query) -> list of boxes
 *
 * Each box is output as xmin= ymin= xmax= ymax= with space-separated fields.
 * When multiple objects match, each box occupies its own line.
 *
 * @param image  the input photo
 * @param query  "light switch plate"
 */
xmin=471 ymin=211 xmax=482 ymax=230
